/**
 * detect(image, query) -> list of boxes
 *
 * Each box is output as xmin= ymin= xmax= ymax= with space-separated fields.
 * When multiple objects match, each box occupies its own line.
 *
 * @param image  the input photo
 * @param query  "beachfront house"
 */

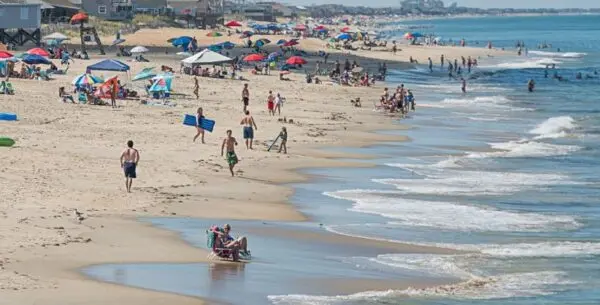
xmin=0 ymin=1 xmax=42 ymax=46
xmin=243 ymin=2 xmax=274 ymax=22
xmin=132 ymin=0 xmax=167 ymax=14
xmin=167 ymin=0 xmax=223 ymax=28
xmin=40 ymin=0 xmax=80 ymax=23
xmin=81 ymin=0 xmax=133 ymax=21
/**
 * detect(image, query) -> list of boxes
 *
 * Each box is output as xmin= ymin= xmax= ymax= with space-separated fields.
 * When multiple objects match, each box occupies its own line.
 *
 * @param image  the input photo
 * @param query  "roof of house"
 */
xmin=42 ymin=0 xmax=80 ymax=9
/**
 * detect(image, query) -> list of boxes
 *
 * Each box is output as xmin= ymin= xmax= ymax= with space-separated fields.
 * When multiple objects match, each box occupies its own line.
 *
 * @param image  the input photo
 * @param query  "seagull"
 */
xmin=74 ymin=209 xmax=85 ymax=223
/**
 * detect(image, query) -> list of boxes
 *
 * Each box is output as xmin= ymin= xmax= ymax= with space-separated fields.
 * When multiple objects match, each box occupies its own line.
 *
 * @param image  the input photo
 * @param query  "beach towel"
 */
xmin=183 ymin=114 xmax=215 ymax=132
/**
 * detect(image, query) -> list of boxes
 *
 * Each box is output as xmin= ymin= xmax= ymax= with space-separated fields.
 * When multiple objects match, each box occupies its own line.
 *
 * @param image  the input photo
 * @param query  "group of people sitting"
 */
xmin=377 ymin=85 xmax=416 ymax=115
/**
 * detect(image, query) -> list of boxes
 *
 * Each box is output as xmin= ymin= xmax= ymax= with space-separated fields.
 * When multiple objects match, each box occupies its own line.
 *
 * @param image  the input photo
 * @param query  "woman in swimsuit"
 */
xmin=193 ymin=107 xmax=205 ymax=143
xmin=267 ymin=90 xmax=275 ymax=116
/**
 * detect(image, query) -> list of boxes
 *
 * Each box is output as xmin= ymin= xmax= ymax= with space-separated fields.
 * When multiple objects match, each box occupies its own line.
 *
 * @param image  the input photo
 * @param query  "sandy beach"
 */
xmin=0 ymin=26 xmax=506 ymax=304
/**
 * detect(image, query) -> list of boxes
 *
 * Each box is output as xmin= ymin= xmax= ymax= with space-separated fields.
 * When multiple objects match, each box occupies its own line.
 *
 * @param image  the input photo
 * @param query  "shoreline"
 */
xmin=0 ymin=32 xmax=506 ymax=304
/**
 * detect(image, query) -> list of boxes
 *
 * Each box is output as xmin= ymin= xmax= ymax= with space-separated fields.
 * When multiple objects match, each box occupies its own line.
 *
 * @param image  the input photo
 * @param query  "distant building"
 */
xmin=133 ymin=0 xmax=167 ymax=14
xmin=81 ymin=0 xmax=133 ymax=21
xmin=243 ymin=2 xmax=274 ymax=22
xmin=40 ymin=0 xmax=80 ymax=22
xmin=400 ymin=0 xmax=445 ymax=14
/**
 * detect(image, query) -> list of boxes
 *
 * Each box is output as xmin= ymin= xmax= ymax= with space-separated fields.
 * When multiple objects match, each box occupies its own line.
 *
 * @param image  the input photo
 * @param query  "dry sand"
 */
xmin=0 ymin=27 xmax=502 ymax=304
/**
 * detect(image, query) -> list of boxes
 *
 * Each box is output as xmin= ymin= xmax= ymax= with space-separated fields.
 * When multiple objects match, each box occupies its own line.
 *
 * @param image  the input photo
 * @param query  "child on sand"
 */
xmin=278 ymin=127 xmax=287 ymax=154
xmin=221 ymin=130 xmax=239 ymax=177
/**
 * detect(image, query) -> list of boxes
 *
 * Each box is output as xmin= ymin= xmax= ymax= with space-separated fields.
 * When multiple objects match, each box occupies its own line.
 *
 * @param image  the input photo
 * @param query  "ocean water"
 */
xmin=271 ymin=15 xmax=600 ymax=305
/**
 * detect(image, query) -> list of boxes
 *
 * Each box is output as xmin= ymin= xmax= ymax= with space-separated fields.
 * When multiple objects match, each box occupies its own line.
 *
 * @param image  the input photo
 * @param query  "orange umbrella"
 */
xmin=243 ymin=54 xmax=265 ymax=62
xmin=26 ymin=47 xmax=50 ymax=57
xmin=70 ymin=12 xmax=89 ymax=25
xmin=286 ymin=56 xmax=306 ymax=65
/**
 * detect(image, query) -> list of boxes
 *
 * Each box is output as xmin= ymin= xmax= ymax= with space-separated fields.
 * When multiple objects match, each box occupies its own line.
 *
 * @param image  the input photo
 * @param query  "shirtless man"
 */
xmin=120 ymin=140 xmax=140 ymax=193
xmin=193 ymin=76 xmax=199 ymax=99
xmin=241 ymin=83 xmax=250 ymax=113
xmin=221 ymin=130 xmax=238 ymax=177
xmin=240 ymin=110 xmax=258 ymax=150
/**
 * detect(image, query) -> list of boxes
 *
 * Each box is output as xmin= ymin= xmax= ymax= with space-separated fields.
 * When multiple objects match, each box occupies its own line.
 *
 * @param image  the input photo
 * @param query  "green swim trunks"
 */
xmin=226 ymin=151 xmax=238 ymax=166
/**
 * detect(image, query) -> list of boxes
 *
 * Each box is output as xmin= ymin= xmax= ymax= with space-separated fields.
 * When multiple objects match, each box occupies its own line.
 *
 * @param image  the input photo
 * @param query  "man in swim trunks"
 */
xmin=240 ymin=110 xmax=258 ymax=150
xmin=214 ymin=224 xmax=249 ymax=261
xmin=120 ymin=140 xmax=140 ymax=193
xmin=221 ymin=130 xmax=238 ymax=177
xmin=241 ymin=83 xmax=250 ymax=113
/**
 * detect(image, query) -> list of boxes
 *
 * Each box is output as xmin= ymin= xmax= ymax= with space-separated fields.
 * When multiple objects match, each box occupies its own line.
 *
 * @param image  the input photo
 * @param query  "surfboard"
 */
xmin=0 ymin=113 xmax=17 ymax=121
xmin=183 ymin=114 xmax=215 ymax=132
xmin=267 ymin=135 xmax=281 ymax=152
xmin=0 ymin=137 xmax=15 ymax=147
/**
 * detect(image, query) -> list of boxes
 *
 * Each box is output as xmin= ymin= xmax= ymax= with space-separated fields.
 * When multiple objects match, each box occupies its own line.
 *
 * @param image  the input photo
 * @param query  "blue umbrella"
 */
xmin=220 ymin=41 xmax=235 ymax=49
xmin=336 ymin=33 xmax=352 ymax=40
xmin=412 ymin=32 xmax=423 ymax=38
xmin=171 ymin=36 xmax=193 ymax=47
xmin=276 ymin=39 xmax=287 ymax=45
xmin=208 ymin=44 xmax=223 ymax=52
xmin=255 ymin=40 xmax=267 ymax=48
xmin=267 ymin=51 xmax=280 ymax=61
xmin=22 ymin=54 xmax=51 ymax=65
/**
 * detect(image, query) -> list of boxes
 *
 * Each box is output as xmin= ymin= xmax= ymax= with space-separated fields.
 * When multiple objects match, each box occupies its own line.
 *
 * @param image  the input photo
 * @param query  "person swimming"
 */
xmin=527 ymin=79 xmax=535 ymax=92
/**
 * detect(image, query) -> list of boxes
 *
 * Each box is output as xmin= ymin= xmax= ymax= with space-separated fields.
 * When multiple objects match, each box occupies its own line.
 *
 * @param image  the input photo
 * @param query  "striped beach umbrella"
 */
xmin=72 ymin=73 xmax=104 ymax=86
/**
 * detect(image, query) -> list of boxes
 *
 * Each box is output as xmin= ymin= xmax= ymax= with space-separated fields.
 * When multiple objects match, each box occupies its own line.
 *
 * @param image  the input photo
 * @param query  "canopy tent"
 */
xmin=87 ymin=59 xmax=130 ymax=72
xmin=181 ymin=49 xmax=233 ymax=66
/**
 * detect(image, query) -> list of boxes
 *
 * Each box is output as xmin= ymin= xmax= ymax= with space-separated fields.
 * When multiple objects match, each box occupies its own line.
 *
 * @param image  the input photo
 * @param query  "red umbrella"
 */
xmin=314 ymin=25 xmax=326 ymax=30
xmin=243 ymin=54 xmax=265 ymax=62
xmin=225 ymin=20 xmax=242 ymax=27
xmin=0 ymin=51 xmax=13 ymax=59
xmin=70 ymin=12 xmax=89 ymax=25
xmin=27 ymin=48 xmax=50 ymax=57
xmin=283 ymin=40 xmax=298 ymax=47
xmin=294 ymin=24 xmax=307 ymax=31
xmin=286 ymin=56 xmax=306 ymax=65
xmin=341 ymin=26 xmax=351 ymax=33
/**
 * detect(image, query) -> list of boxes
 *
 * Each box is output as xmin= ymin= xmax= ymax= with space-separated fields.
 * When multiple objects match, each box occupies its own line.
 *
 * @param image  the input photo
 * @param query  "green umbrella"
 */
xmin=132 ymin=67 xmax=157 ymax=81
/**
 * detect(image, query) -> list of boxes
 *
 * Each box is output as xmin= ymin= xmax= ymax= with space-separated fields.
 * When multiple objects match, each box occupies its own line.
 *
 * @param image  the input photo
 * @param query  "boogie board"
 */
xmin=0 ymin=113 xmax=17 ymax=121
xmin=183 ymin=114 xmax=215 ymax=132
xmin=0 ymin=137 xmax=15 ymax=147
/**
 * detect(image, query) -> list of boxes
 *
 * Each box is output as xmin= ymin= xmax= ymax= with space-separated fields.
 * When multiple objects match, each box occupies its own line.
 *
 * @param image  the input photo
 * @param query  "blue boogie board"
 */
xmin=183 ymin=114 xmax=215 ymax=132
xmin=0 ymin=113 xmax=17 ymax=121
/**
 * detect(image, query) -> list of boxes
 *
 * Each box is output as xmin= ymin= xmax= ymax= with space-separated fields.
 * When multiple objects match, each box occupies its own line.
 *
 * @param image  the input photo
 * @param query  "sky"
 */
xmin=286 ymin=0 xmax=599 ymax=9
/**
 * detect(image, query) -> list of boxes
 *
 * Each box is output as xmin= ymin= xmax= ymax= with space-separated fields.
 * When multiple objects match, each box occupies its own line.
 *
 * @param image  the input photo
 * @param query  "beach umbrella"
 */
xmin=206 ymin=32 xmax=223 ymax=37
xmin=283 ymin=40 xmax=299 ymax=47
xmin=0 ymin=51 xmax=13 ymax=59
xmin=314 ymin=25 xmax=326 ymax=30
xmin=71 ymin=73 xmax=104 ymax=86
xmin=341 ymin=26 xmax=351 ymax=33
xmin=111 ymin=38 xmax=126 ymax=46
xmin=171 ymin=36 xmax=193 ymax=47
xmin=225 ymin=20 xmax=242 ymax=27
xmin=294 ymin=24 xmax=307 ymax=31
xmin=243 ymin=54 xmax=265 ymax=62
xmin=255 ymin=39 xmax=269 ymax=48
xmin=336 ymin=33 xmax=352 ymax=40
xmin=286 ymin=56 xmax=306 ymax=65
xmin=241 ymin=31 xmax=254 ymax=37
xmin=149 ymin=74 xmax=172 ymax=93
xmin=352 ymin=66 xmax=364 ymax=73
xmin=21 ymin=54 xmax=51 ymax=65
xmin=257 ymin=38 xmax=271 ymax=44
xmin=132 ymin=67 xmax=156 ymax=81
xmin=130 ymin=46 xmax=149 ymax=53
xmin=403 ymin=32 xmax=413 ymax=39
xmin=220 ymin=41 xmax=235 ymax=49
xmin=276 ymin=39 xmax=287 ymax=45
xmin=70 ymin=12 xmax=89 ymax=25
xmin=26 ymin=48 xmax=50 ymax=57
xmin=267 ymin=51 xmax=281 ymax=61
xmin=43 ymin=32 xmax=69 ymax=41
xmin=208 ymin=44 xmax=223 ymax=52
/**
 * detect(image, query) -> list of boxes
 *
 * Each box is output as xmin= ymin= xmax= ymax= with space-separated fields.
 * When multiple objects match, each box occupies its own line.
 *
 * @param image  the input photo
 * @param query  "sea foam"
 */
xmin=529 ymin=116 xmax=578 ymax=139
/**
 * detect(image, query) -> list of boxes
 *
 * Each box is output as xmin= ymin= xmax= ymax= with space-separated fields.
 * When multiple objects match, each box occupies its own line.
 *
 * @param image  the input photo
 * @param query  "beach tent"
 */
xmin=181 ymin=49 xmax=233 ymax=66
xmin=87 ymin=59 xmax=130 ymax=72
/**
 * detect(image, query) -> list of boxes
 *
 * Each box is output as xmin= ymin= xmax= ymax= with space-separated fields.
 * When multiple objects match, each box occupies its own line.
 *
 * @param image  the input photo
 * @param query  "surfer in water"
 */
xmin=461 ymin=78 xmax=467 ymax=94
xmin=120 ymin=140 xmax=140 ymax=193
xmin=221 ymin=130 xmax=239 ymax=177
xmin=527 ymin=79 xmax=535 ymax=92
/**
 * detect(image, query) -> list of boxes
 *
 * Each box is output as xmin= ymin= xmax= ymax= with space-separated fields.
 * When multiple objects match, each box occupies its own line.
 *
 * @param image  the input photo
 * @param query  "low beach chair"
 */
xmin=206 ymin=226 xmax=251 ymax=261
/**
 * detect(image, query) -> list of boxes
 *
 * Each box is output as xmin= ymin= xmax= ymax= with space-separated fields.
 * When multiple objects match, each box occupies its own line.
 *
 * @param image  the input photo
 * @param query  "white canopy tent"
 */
xmin=181 ymin=49 xmax=233 ymax=66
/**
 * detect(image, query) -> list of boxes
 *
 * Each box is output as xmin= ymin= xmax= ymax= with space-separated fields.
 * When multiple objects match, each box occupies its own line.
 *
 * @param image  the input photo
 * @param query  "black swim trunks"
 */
xmin=123 ymin=162 xmax=137 ymax=178
xmin=242 ymin=97 xmax=249 ymax=106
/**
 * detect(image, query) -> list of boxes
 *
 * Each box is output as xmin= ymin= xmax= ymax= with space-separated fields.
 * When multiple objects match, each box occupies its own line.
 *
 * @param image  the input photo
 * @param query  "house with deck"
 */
xmin=0 ymin=0 xmax=42 ymax=46
xmin=81 ymin=0 xmax=133 ymax=21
